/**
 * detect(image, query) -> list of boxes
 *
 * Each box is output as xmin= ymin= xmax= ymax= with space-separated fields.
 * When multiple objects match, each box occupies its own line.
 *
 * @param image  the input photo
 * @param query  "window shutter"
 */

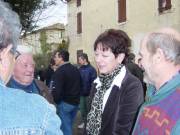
xmin=118 ymin=0 xmax=126 ymax=23
xmin=77 ymin=12 xmax=82 ymax=34
xmin=77 ymin=0 xmax=81 ymax=7
xmin=165 ymin=0 xmax=171 ymax=10
xmin=159 ymin=0 xmax=172 ymax=13
xmin=158 ymin=0 xmax=163 ymax=13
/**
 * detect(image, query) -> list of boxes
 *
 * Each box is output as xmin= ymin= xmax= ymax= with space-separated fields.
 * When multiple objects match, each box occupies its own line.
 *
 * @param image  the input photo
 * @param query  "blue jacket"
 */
xmin=79 ymin=64 xmax=97 ymax=96
xmin=0 ymin=80 xmax=63 ymax=135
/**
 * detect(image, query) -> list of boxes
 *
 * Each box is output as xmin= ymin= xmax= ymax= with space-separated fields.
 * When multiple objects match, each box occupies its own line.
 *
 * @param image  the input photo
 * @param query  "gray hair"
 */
xmin=146 ymin=32 xmax=180 ymax=65
xmin=0 ymin=1 xmax=21 ymax=52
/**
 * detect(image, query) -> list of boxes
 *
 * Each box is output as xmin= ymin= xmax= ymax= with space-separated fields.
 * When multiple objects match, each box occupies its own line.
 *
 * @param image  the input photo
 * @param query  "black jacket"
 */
xmin=52 ymin=63 xmax=81 ymax=105
xmin=126 ymin=62 xmax=147 ymax=96
xmin=125 ymin=62 xmax=143 ymax=83
xmin=85 ymin=70 xmax=144 ymax=135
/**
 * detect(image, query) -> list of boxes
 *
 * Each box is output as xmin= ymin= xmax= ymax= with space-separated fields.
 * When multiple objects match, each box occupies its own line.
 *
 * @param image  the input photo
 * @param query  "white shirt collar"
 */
xmin=94 ymin=66 xmax=126 ymax=89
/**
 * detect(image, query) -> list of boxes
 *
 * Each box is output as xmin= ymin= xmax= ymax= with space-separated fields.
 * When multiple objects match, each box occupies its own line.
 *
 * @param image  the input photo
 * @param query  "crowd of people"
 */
xmin=1 ymin=0 xmax=180 ymax=135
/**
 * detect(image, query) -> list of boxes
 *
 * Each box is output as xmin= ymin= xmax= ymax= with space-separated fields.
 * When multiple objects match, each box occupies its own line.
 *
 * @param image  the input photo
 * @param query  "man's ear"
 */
xmin=153 ymin=48 xmax=164 ymax=64
xmin=117 ymin=53 xmax=125 ymax=64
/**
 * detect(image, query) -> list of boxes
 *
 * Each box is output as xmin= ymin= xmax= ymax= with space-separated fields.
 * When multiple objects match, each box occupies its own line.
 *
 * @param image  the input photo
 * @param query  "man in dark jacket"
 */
xmin=52 ymin=50 xmax=81 ymax=135
xmin=77 ymin=53 xmax=97 ymax=128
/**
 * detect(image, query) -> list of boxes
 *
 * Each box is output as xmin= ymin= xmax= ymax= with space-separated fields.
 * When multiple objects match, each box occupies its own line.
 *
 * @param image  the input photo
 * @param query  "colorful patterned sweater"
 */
xmin=132 ymin=72 xmax=180 ymax=135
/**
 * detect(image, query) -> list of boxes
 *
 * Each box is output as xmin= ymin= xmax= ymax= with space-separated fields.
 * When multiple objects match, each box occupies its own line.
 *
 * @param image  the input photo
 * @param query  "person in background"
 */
xmin=7 ymin=48 xmax=54 ymax=104
xmin=132 ymin=28 xmax=180 ymax=135
xmin=52 ymin=49 xmax=82 ymax=135
xmin=77 ymin=53 xmax=97 ymax=129
xmin=38 ymin=64 xmax=46 ymax=82
xmin=85 ymin=29 xmax=144 ymax=135
xmin=137 ymin=57 xmax=143 ymax=69
xmin=0 ymin=1 xmax=62 ymax=134
xmin=45 ymin=58 xmax=57 ymax=87
xmin=126 ymin=53 xmax=144 ymax=82
xmin=126 ymin=53 xmax=146 ymax=96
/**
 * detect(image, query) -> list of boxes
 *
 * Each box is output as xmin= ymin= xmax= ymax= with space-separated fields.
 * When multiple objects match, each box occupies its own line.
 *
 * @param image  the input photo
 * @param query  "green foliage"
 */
xmin=34 ymin=31 xmax=51 ymax=70
xmin=34 ymin=31 xmax=69 ymax=70
xmin=39 ymin=31 xmax=51 ymax=54
xmin=34 ymin=28 xmax=69 ymax=70
xmin=57 ymin=39 xmax=69 ymax=51
xmin=33 ymin=53 xmax=52 ymax=70
xmin=5 ymin=0 xmax=56 ymax=34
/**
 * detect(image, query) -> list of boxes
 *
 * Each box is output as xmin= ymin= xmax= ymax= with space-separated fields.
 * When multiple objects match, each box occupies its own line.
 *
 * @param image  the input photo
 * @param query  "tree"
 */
xmin=57 ymin=39 xmax=69 ymax=51
xmin=39 ymin=31 xmax=51 ymax=54
xmin=60 ymin=0 xmax=71 ymax=3
xmin=4 ymin=0 xmax=56 ymax=35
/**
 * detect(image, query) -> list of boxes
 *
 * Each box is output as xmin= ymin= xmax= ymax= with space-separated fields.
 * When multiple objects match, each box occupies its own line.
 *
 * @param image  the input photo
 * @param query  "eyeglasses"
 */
xmin=10 ymin=49 xmax=21 ymax=59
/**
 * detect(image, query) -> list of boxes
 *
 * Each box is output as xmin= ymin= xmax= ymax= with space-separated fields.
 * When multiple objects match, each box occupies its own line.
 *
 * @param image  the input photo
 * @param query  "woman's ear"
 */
xmin=117 ymin=53 xmax=125 ymax=64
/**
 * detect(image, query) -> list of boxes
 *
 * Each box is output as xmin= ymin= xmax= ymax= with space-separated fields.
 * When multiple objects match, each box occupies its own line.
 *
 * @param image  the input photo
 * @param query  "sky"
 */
xmin=36 ymin=1 xmax=67 ymax=28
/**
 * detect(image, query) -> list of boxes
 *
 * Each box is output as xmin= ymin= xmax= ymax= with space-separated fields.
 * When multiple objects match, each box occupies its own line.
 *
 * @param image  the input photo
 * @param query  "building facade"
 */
xmin=66 ymin=0 xmax=180 ymax=64
xmin=20 ymin=23 xmax=66 ymax=54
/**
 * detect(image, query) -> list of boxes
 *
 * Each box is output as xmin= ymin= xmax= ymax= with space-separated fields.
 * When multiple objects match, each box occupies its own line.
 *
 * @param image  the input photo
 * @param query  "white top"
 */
xmin=94 ymin=66 xmax=126 ymax=112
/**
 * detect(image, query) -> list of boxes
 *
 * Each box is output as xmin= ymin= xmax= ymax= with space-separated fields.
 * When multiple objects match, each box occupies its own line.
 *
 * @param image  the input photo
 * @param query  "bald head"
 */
xmin=13 ymin=53 xmax=35 ymax=85
xmin=156 ymin=27 xmax=180 ymax=41
xmin=142 ymin=27 xmax=180 ymax=65
xmin=139 ymin=27 xmax=180 ymax=89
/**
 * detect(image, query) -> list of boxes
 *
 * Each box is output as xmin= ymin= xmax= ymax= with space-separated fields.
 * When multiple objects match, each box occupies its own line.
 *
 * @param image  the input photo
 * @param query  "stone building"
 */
xmin=66 ymin=0 xmax=180 ymax=64
xmin=20 ymin=23 xmax=66 ymax=54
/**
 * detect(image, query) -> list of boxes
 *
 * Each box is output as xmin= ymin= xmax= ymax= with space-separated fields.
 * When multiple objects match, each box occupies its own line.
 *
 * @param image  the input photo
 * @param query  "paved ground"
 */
xmin=73 ymin=111 xmax=84 ymax=135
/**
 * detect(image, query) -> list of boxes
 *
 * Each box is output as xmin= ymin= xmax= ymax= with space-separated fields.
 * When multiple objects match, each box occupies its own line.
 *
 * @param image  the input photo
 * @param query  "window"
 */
xmin=118 ymin=0 xmax=126 ymax=23
xmin=158 ymin=0 xmax=172 ymax=13
xmin=77 ymin=0 xmax=81 ymax=7
xmin=77 ymin=12 xmax=82 ymax=34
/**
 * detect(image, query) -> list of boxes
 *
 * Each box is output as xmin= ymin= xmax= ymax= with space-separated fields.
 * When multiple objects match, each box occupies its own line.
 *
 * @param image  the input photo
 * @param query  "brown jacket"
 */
xmin=34 ymin=79 xmax=55 ymax=104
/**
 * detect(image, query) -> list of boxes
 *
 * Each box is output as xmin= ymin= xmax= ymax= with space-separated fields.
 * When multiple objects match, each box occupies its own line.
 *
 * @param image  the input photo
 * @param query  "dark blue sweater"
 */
xmin=79 ymin=64 xmax=97 ymax=96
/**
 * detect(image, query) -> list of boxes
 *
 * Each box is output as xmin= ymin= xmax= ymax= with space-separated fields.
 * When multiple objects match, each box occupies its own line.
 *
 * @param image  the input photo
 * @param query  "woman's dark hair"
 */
xmin=94 ymin=29 xmax=131 ymax=64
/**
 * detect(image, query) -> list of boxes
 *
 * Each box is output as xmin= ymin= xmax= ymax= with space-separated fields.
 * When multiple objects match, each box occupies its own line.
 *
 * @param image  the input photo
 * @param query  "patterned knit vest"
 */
xmin=133 ymin=88 xmax=180 ymax=135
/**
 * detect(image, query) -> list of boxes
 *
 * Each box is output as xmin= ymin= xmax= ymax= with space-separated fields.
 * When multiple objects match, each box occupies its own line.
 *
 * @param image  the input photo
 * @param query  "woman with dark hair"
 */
xmin=85 ymin=29 xmax=144 ymax=135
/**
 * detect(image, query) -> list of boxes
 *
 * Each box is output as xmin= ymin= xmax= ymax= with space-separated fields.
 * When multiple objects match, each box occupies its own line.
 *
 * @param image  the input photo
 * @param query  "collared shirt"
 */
xmin=7 ymin=77 xmax=39 ymax=94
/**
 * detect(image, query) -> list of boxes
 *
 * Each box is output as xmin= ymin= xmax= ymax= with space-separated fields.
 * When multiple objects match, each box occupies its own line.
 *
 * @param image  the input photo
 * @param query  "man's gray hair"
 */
xmin=146 ymin=32 xmax=180 ymax=65
xmin=0 ymin=0 xmax=21 ymax=52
